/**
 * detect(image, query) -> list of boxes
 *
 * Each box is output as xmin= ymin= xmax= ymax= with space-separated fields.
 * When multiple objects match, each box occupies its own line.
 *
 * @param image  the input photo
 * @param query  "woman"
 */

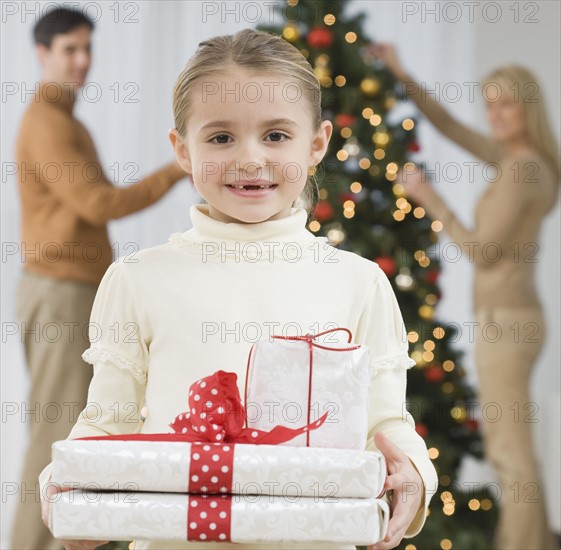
xmin=371 ymin=43 xmax=560 ymax=550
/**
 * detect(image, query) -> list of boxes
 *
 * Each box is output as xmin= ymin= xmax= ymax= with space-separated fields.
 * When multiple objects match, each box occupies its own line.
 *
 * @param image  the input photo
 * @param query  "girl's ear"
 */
xmin=169 ymin=129 xmax=192 ymax=174
xmin=309 ymin=119 xmax=333 ymax=167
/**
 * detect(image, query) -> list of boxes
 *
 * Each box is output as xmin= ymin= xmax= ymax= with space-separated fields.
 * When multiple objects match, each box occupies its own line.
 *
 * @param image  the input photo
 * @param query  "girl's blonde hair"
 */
xmin=482 ymin=65 xmax=561 ymax=188
xmin=172 ymin=28 xmax=323 ymax=221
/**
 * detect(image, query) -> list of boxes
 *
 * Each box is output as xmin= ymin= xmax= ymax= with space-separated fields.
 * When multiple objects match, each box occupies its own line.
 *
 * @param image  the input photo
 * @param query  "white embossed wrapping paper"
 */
xmin=245 ymin=339 xmax=372 ymax=449
xmin=50 ymin=490 xmax=390 ymax=544
xmin=51 ymin=440 xmax=386 ymax=497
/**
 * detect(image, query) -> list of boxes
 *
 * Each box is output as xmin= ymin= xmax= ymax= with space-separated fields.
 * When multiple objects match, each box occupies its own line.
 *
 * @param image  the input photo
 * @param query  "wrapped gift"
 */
xmin=244 ymin=327 xmax=372 ymax=449
xmin=50 ymin=490 xmax=390 ymax=544
xmin=51 ymin=439 xmax=386 ymax=498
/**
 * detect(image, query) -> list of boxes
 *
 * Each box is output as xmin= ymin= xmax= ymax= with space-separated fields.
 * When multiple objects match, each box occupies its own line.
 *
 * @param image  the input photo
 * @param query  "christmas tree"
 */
xmin=258 ymin=1 xmax=498 ymax=548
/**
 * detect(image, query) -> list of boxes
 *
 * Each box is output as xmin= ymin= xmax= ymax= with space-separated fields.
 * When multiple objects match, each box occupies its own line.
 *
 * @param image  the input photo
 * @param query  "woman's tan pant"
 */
xmin=474 ymin=305 xmax=559 ymax=550
xmin=10 ymin=271 xmax=97 ymax=550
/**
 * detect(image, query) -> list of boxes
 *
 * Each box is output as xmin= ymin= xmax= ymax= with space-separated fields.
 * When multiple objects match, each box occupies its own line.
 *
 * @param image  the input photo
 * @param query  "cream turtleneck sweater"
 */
xmin=40 ymin=203 xmax=438 ymax=549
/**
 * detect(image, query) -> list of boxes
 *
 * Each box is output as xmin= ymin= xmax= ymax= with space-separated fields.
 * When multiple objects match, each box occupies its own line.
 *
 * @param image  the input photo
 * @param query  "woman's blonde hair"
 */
xmin=172 ymin=28 xmax=323 ymax=221
xmin=482 ymin=65 xmax=561 ymax=187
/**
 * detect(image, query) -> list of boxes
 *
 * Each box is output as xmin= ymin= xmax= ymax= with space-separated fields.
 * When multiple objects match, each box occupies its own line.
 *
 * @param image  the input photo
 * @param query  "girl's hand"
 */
xmin=397 ymin=166 xmax=435 ymax=207
xmin=41 ymin=481 xmax=109 ymax=550
xmin=368 ymin=432 xmax=424 ymax=550
xmin=367 ymin=43 xmax=408 ymax=81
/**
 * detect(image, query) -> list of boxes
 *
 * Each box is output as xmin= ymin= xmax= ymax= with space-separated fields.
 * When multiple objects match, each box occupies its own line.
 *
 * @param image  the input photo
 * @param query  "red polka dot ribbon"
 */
xmin=187 ymin=494 xmax=231 ymax=542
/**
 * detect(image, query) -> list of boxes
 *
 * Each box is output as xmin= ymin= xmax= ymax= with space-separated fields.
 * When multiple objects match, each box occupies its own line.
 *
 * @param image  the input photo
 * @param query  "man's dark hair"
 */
xmin=33 ymin=7 xmax=95 ymax=48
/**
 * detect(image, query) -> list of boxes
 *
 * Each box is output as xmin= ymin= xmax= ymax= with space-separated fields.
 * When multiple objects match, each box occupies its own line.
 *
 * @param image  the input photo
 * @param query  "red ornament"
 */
xmin=466 ymin=419 xmax=479 ymax=432
xmin=408 ymin=141 xmax=421 ymax=152
xmin=425 ymin=365 xmax=445 ymax=383
xmin=338 ymin=192 xmax=355 ymax=204
xmin=314 ymin=200 xmax=334 ymax=222
xmin=307 ymin=27 xmax=334 ymax=49
xmin=425 ymin=270 xmax=440 ymax=285
xmin=375 ymin=256 xmax=396 ymax=277
xmin=415 ymin=423 xmax=428 ymax=438
xmin=335 ymin=113 xmax=357 ymax=128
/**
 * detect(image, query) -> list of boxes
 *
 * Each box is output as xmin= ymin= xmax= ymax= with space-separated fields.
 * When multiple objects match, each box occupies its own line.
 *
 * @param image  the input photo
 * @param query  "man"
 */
xmin=11 ymin=8 xmax=184 ymax=549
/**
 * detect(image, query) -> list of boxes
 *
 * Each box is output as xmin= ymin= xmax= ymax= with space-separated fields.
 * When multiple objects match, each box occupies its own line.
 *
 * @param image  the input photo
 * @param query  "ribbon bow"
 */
xmin=79 ymin=370 xmax=327 ymax=445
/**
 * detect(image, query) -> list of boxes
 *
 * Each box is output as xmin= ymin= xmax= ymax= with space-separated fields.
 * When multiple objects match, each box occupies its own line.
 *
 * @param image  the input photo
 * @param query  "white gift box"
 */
xmin=51 ymin=440 xmax=386 ymax=498
xmin=50 ymin=490 xmax=390 ymax=544
xmin=245 ymin=336 xmax=372 ymax=449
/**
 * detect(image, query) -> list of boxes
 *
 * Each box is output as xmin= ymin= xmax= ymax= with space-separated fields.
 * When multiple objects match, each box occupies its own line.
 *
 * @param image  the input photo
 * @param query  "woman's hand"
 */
xmin=368 ymin=432 xmax=424 ymax=550
xmin=397 ymin=166 xmax=435 ymax=207
xmin=41 ymin=481 xmax=109 ymax=550
xmin=367 ymin=43 xmax=408 ymax=81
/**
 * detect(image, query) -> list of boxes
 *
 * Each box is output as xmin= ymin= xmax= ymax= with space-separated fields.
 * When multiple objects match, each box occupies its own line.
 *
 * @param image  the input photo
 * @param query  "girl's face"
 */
xmin=170 ymin=67 xmax=332 ymax=224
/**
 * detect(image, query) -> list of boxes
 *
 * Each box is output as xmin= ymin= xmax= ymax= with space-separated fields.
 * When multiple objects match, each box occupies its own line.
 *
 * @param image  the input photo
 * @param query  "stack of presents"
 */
xmin=48 ymin=329 xmax=391 ymax=545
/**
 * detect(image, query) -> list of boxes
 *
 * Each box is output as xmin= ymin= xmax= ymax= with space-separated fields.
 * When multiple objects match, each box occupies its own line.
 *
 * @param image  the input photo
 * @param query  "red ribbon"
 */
xmin=244 ymin=327 xmax=361 ymax=446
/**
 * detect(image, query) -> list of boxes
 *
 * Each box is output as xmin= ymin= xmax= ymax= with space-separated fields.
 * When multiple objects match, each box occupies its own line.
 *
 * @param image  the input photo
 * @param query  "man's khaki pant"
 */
xmin=10 ymin=271 xmax=97 ymax=550
xmin=474 ymin=305 xmax=560 ymax=550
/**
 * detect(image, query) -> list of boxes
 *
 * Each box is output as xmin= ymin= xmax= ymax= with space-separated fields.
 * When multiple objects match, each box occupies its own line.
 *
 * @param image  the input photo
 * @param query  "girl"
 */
xmin=40 ymin=29 xmax=438 ymax=550
xmin=371 ymin=43 xmax=560 ymax=550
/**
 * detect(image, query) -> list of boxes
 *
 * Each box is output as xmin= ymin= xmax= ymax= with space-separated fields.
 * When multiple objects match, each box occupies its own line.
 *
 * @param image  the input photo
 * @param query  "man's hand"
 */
xmin=41 ymin=481 xmax=109 ymax=550
xmin=368 ymin=432 xmax=424 ymax=550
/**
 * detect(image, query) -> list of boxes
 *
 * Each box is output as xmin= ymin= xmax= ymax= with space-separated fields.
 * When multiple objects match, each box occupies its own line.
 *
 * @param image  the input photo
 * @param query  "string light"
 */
xmin=413 ymin=206 xmax=426 ymax=218
xmin=423 ymin=340 xmax=435 ymax=351
xmin=468 ymin=499 xmax=481 ymax=511
xmin=335 ymin=75 xmax=346 ymax=87
xmin=422 ymin=350 xmax=434 ymax=362
xmin=431 ymin=220 xmax=444 ymax=232
xmin=402 ymin=118 xmax=415 ymax=131
xmin=324 ymin=13 xmax=336 ymax=25
xmin=393 ymin=210 xmax=405 ymax=221
xmin=386 ymin=162 xmax=398 ymax=174
xmin=309 ymin=220 xmax=321 ymax=232
xmin=443 ymin=360 xmax=455 ymax=372
xmin=433 ymin=326 xmax=445 ymax=338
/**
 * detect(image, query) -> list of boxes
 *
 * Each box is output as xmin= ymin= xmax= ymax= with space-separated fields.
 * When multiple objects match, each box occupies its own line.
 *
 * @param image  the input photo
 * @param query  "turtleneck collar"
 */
xmin=185 ymin=203 xmax=318 ymax=243
xmin=36 ymin=81 xmax=76 ymax=114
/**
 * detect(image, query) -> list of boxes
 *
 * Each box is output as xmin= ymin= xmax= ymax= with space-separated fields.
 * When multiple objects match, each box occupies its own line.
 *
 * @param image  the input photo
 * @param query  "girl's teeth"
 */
xmin=231 ymin=185 xmax=274 ymax=189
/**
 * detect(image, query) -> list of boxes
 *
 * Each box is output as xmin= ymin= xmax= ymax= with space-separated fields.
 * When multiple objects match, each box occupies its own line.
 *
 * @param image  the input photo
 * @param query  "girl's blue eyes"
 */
xmin=208 ymin=132 xmax=290 ymax=145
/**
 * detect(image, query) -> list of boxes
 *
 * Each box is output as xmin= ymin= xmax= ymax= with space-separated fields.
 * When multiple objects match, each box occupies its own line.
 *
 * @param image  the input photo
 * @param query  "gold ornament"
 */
xmin=282 ymin=24 xmax=299 ymax=42
xmin=360 ymin=77 xmax=380 ymax=97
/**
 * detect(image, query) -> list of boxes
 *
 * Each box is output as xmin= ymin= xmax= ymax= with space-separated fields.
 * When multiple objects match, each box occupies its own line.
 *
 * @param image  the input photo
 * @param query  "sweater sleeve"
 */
xmin=29 ymin=111 xmax=185 ymax=227
xmin=423 ymin=156 xmax=539 ymax=267
xmin=39 ymin=260 xmax=149 ymax=494
xmin=354 ymin=266 xmax=438 ymax=538
xmin=402 ymin=74 xmax=502 ymax=163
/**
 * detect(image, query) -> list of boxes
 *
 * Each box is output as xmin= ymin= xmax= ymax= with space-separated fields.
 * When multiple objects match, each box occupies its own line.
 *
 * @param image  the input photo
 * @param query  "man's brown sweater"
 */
xmin=15 ymin=81 xmax=185 ymax=287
